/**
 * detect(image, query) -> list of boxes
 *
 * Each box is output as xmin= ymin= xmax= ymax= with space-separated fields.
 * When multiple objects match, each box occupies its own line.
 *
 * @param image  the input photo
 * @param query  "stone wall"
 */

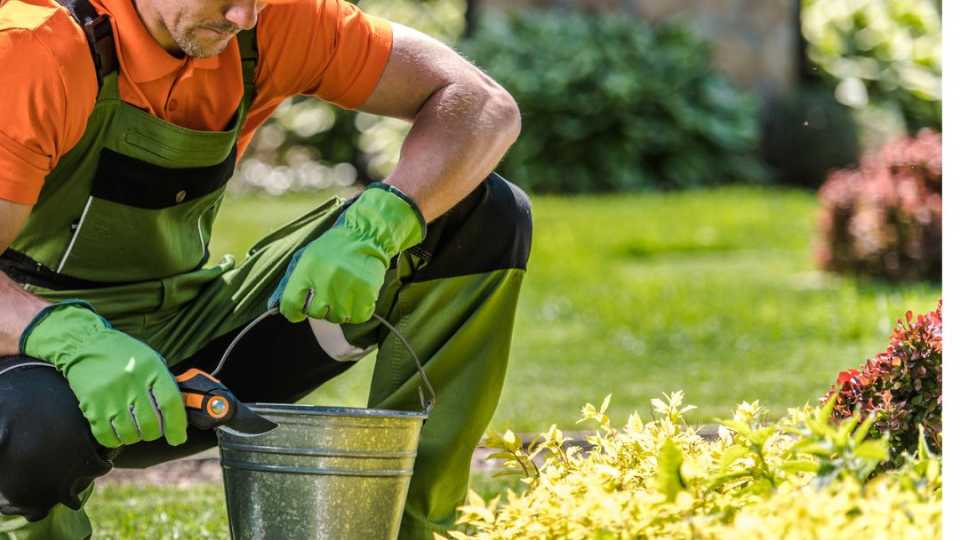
xmin=483 ymin=0 xmax=799 ymax=99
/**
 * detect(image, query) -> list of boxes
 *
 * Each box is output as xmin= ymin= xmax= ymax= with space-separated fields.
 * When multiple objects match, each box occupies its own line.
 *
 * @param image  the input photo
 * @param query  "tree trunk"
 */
xmin=464 ymin=0 xmax=480 ymax=38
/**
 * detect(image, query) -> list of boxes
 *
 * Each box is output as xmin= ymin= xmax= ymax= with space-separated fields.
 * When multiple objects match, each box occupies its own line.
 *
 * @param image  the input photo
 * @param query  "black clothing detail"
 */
xmin=52 ymin=0 xmax=117 ymax=89
xmin=237 ymin=28 xmax=259 ymax=104
xmin=0 ymin=356 xmax=116 ymax=522
xmin=0 ymin=249 xmax=122 ymax=290
xmin=90 ymin=146 xmax=238 ymax=210
xmin=410 ymin=173 xmax=533 ymax=282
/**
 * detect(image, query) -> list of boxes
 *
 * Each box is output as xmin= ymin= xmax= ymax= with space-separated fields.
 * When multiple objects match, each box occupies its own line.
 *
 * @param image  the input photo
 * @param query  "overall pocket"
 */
xmin=57 ymin=148 xmax=235 ymax=283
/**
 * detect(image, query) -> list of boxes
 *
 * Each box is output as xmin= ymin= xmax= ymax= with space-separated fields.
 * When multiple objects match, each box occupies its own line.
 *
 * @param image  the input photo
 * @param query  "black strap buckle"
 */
xmin=82 ymin=13 xmax=117 ymax=88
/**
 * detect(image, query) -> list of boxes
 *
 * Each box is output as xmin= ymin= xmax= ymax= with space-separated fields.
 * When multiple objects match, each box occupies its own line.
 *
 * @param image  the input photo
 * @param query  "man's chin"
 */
xmin=178 ymin=32 xmax=233 ymax=58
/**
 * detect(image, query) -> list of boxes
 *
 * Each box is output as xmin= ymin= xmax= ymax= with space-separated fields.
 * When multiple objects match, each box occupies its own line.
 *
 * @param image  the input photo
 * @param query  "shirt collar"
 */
xmin=92 ymin=0 xmax=222 ymax=83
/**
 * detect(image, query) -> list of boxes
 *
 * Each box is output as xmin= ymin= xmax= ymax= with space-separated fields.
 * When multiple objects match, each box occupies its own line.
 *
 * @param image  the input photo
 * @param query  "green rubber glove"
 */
xmin=20 ymin=301 xmax=188 ymax=448
xmin=270 ymin=182 xmax=426 ymax=324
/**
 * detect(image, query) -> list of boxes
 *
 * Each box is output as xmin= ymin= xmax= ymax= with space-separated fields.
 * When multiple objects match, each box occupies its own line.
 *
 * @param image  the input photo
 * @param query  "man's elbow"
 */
xmin=488 ymin=85 xmax=521 ymax=146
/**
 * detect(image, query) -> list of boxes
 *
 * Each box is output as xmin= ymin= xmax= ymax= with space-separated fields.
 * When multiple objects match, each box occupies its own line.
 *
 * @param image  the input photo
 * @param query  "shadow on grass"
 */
xmin=617 ymin=241 xmax=741 ymax=260
xmin=847 ymin=275 xmax=942 ymax=297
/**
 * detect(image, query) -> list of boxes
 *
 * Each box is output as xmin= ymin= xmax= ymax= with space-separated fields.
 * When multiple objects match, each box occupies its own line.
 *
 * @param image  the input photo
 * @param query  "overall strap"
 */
xmin=237 ymin=28 xmax=259 ymax=106
xmin=53 ymin=0 xmax=118 ymax=89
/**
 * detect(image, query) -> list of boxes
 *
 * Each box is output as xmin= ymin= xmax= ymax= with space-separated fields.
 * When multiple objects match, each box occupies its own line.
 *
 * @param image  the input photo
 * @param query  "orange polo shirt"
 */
xmin=0 ymin=0 xmax=392 ymax=204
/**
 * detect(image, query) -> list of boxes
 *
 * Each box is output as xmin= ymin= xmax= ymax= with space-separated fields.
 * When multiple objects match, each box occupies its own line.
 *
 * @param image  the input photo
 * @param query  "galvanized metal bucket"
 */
xmin=214 ymin=312 xmax=435 ymax=540
xmin=218 ymin=404 xmax=427 ymax=540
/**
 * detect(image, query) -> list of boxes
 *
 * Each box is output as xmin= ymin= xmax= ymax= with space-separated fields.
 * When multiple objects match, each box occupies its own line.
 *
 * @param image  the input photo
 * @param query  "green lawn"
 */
xmin=208 ymin=186 xmax=940 ymax=431
xmin=88 ymin=485 xmax=227 ymax=539
xmin=88 ymin=473 xmax=518 ymax=538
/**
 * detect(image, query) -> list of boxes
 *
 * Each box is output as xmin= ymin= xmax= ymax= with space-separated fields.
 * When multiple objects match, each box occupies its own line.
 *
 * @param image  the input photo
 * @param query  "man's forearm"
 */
xmin=0 ymin=272 xmax=50 ymax=356
xmin=384 ymin=80 xmax=521 ymax=222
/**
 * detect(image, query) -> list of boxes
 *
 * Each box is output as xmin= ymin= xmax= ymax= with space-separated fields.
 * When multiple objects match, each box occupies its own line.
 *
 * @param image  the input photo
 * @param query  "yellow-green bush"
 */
xmin=448 ymin=393 xmax=940 ymax=539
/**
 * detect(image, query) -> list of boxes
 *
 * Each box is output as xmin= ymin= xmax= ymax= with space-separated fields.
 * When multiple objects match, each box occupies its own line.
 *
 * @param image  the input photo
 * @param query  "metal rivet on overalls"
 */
xmin=176 ymin=190 xmax=187 ymax=203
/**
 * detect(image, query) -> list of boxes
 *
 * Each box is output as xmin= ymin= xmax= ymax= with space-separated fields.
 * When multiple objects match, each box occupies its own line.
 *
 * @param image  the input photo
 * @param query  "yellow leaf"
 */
xmin=721 ymin=419 xmax=752 ymax=436
xmin=854 ymin=439 xmax=889 ymax=461
xmin=486 ymin=452 xmax=517 ymax=462
xmin=781 ymin=460 xmax=820 ymax=473
xmin=651 ymin=398 xmax=669 ymax=415
xmin=656 ymin=439 xmax=685 ymax=502
xmin=466 ymin=489 xmax=486 ymax=508
xmin=600 ymin=394 xmax=613 ymax=415
xmin=503 ymin=430 xmax=519 ymax=451
xmin=718 ymin=445 xmax=750 ymax=472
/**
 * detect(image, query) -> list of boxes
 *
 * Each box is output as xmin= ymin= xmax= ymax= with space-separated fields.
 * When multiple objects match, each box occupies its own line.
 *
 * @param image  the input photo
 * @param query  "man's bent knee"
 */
xmin=0 ymin=357 xmax=114 ymax=521
xmin=414 ymin=173 xmax=533 ymax=281
xmin=482 ymin=173 xmax=533 ymax=269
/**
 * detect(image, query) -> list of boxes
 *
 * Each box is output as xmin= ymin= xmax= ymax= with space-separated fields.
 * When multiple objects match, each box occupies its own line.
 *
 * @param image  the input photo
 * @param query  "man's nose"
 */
xmin=224 ymin=0 xmax=261 ymax=30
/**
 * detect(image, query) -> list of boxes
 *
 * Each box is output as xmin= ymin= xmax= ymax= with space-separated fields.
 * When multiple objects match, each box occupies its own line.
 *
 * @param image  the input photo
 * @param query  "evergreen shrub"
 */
xmin=461 ymin=10 xmax=768 ymax=193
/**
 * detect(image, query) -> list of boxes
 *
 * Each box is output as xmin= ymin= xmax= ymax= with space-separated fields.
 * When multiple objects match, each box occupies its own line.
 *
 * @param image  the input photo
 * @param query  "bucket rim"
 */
xmin=249 ymin=402 xmax=428 ymax=420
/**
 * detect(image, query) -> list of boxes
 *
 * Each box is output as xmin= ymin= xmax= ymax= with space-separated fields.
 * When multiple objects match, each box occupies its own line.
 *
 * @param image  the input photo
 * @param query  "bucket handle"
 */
xmin=210 ymin=300 xmax=436 ymax=416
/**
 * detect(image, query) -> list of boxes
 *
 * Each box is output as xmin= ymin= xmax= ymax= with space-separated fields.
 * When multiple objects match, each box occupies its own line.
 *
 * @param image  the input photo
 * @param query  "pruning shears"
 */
xmin=176 ymin=369 xmax=277 ymax=437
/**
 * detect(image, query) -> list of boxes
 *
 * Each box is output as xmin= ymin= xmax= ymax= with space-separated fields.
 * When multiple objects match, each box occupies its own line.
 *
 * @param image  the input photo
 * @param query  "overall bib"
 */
xmin=0 ymin=2 xmax=533 ymax=539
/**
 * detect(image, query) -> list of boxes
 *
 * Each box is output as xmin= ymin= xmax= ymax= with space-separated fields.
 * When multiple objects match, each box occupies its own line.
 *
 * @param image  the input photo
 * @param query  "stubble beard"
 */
xmin=173 ymin=24 xmax=235 ymax=58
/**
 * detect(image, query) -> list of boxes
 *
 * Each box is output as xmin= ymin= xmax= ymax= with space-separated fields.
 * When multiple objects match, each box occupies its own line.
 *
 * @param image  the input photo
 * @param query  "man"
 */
xmin=0 ymin=0 xmax=532 ymax=536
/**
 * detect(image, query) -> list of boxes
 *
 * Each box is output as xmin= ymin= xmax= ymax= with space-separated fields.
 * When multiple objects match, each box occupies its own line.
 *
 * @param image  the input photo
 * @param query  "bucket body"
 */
xmin=218 ymin=403 xmax=426 ymax=540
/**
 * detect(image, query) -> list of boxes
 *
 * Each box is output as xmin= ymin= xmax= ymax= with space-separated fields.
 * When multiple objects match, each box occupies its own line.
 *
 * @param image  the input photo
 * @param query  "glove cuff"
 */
xmin=342 ymin=183 xmax=427 ymax=255
xmin=366 ymin=182 xmax=427 ymax=238
xmin=20 ymin=301 xmax=109 ymax=366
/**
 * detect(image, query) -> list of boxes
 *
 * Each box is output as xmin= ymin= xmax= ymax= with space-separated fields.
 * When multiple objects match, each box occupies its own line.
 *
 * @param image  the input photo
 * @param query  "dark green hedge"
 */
xmin=460 ymin=10 xmax=768 ymax=193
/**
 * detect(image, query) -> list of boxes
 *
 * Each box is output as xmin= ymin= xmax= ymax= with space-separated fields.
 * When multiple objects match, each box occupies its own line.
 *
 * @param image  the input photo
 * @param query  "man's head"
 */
xmin=135 ymin=0 xmax=268 ymax=58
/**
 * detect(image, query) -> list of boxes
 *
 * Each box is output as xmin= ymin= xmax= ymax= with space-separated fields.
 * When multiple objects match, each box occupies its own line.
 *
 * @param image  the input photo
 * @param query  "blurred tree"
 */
xmin=464 ymin=0 xmax=479 ymax=37
xmin=761 ymin=85 xmax=861 ymax=189
xmin=801 ymin=0 xmax=941 ymax=131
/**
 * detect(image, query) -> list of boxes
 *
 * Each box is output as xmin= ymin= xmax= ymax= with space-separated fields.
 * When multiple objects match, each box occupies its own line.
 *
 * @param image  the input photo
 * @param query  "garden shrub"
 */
xmin=801 ymin=0 xmax=941 ymax=131
xmin=460 ymin=10 xmax=768 ymax=193
xmin=449 ymin=393 xmax=940 ymax=539
xmin=827 ymin=301 xmax=942 ymax=460
xmin=761 ymin=85 xmax=860 ymax=189
xmin=814 ymin=129 xmax=941 ymax=281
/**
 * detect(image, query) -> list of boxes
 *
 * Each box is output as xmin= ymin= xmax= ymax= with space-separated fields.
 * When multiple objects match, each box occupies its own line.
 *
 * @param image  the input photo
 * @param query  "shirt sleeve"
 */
xmin=256 ymin=0 xmax=393 ymax=110
xmin=0 ymin=26 xmax=95 ymax=204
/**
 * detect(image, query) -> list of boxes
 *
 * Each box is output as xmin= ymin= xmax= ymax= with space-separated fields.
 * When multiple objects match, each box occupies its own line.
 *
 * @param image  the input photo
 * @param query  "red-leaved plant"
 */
xmin=825 ymin=300 xmax=942 ymax=461
xmin=815 ymin=129 xmax=941 ymax=281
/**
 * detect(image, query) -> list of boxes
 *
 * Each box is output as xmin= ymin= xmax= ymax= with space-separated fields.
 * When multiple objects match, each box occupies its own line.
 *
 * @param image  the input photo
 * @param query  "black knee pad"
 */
xmin=0 ymin=356 xmax=115 ymax=521
xmin=413 ymin=173 xmax=533 ymax=281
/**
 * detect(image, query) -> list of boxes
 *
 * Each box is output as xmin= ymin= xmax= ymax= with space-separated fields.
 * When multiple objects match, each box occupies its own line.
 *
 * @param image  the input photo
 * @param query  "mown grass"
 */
xmin=207 ymin=186 xmax=940 ymax=431
xmin=88 ymin=484 xmax=227 ymax=539
xmin=89 ymin=475 xmax=515 ymax=538
xmin=86 ymin=185 xmax=940 ymax=536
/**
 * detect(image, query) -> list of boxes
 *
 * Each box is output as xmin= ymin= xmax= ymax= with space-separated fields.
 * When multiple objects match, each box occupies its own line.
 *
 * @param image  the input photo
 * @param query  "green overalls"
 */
xmin=0 ymin=2 xmax=532 ymax=539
